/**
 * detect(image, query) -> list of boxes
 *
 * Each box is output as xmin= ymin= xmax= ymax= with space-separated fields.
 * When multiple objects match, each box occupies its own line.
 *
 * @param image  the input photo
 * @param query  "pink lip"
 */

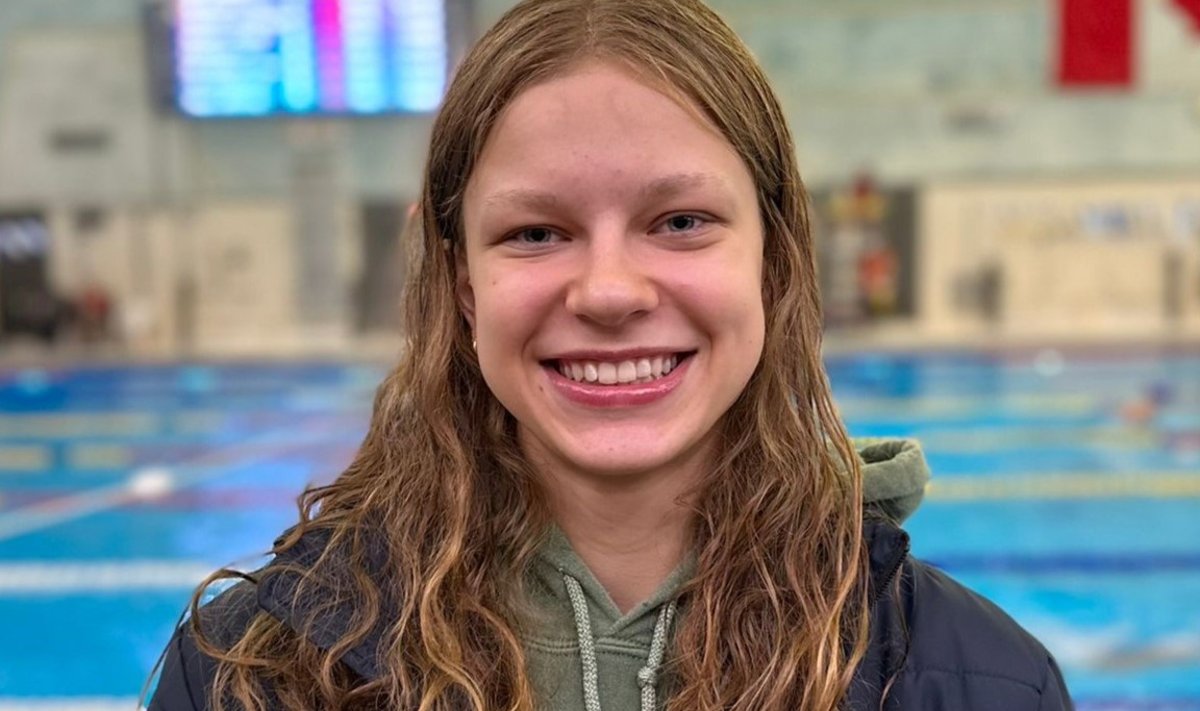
xmin=545 ymin=356 xmax=692 ymax=408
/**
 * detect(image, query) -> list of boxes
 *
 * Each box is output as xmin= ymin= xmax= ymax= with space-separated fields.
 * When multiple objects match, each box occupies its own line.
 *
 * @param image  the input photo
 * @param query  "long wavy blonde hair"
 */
xmin=177 ymin=0 xmax=870 ymax=709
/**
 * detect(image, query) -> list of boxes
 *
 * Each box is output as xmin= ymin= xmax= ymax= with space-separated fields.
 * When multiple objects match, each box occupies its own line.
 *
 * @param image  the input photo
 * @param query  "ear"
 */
xmin=454 ymin=249 xmax=477 ymax=332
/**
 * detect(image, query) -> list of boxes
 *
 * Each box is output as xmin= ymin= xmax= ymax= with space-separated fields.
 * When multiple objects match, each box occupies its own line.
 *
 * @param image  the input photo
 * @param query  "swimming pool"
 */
xmin=0 ymin=349 xmax=1196 ymax=709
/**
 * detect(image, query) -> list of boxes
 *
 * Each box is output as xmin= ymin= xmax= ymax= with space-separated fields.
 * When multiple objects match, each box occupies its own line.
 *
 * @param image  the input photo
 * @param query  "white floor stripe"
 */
xmin=0 ymin=698 xmax=138 ymax=711
xmin=0 ymin=561 xmax=212 ymax=595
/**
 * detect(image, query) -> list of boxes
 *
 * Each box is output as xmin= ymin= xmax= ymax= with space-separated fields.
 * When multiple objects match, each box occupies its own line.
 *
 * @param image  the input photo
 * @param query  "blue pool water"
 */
xmin=0 ymin=350 xmax=1196 ymax=709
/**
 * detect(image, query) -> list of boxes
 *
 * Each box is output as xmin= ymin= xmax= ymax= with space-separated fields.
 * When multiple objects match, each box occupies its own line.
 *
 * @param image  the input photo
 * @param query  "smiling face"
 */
xmin=458 ymin=61 xmax=766 ymax=482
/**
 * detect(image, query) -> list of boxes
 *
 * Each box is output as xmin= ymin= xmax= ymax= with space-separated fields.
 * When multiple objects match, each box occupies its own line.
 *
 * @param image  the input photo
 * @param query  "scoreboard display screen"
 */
xmin=173 ymin=0 xmax=447 ymax=117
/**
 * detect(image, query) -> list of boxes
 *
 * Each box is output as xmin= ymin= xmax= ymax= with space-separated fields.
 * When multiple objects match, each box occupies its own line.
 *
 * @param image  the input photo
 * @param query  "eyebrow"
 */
xmin=638 ymin=172 xmax=729 ymax=202
xmin=483 ymin=188 xmax=561 ymax=212
xmin=482 ymin=172 xmax=731 ymax=211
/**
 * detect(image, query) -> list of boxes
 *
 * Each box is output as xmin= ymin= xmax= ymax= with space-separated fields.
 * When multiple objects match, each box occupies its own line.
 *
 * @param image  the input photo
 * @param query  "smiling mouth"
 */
xmin=543 ymin=352 xmax=695 ymax=385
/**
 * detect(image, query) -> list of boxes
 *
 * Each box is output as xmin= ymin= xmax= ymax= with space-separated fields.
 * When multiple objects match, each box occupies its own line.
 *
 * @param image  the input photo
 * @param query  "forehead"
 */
xmin=464 ymin=60 xmax=754 ymax=208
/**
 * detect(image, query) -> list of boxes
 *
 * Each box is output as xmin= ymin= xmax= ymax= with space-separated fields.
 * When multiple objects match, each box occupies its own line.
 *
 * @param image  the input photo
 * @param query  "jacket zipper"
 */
xmin=870 ymin=538 xmax=910 ymax=607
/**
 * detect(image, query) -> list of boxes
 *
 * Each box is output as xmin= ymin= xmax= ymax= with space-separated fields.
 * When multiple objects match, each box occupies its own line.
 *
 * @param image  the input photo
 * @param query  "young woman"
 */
xmin=148 ymin=0 xmax=1072 ymax=708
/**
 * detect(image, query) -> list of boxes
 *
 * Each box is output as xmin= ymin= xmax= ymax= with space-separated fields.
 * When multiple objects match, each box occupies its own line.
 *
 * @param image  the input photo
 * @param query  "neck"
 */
xmin=530 ymin=446 xmax=709 ymax=614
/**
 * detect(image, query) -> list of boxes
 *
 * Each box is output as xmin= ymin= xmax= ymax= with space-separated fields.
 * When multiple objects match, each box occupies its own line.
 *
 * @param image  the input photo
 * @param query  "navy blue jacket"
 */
xmin=148 ymin=518 xmax=1073 ymax=709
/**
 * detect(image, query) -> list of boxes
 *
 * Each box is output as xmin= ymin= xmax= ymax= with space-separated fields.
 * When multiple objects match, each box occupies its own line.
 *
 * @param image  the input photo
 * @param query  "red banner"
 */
xmin=1056 ymin=0 xmax=1134 ymax=88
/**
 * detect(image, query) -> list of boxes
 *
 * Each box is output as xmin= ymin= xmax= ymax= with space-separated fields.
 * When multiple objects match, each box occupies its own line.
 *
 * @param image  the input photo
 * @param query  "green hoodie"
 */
xmin=522 ymin=438 xmax=931 ymax=711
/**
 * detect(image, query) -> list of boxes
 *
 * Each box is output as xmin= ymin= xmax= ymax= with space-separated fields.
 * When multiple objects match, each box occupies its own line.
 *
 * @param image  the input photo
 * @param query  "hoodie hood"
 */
xmin=857 ymin=437 xmax=930 ymax=524
xmin=256 ymin=437 xmax=929 ymax=709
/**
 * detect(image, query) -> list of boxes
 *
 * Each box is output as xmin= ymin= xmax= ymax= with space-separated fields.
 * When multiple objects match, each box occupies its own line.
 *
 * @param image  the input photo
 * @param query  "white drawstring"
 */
xmin=563 ymin=574 xmax=603 ymax=711
xmin=563 ymin=573 xmax=677 ymax=711
xmin=637 ymin=598 xmax=677 ymax=711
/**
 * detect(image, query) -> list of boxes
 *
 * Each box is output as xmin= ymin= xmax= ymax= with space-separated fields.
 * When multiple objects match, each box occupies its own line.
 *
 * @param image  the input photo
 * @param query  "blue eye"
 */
xmin=509 ymin=227 xmax=558 ymax=245
xmin=660 ymin=214 xmax=706 ymax=233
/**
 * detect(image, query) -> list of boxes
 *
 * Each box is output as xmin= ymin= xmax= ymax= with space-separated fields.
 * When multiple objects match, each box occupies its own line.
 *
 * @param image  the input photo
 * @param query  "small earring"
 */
xmin=471 ymin=336 xmax=477 ymax=351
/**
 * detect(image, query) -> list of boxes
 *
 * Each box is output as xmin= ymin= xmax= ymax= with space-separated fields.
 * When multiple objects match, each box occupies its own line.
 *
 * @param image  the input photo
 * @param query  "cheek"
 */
xmin=680 ymin=256 xmax=766 ymax=347
xmin=473 ymin=269 xmax=556 ymax=349
xmin=734 ymin=288 xmax=767 ymax=356
xmin=737 ymin=254 xmax=767 ymax=349
xmin=722 ymin=284 xmax=766 ymax=389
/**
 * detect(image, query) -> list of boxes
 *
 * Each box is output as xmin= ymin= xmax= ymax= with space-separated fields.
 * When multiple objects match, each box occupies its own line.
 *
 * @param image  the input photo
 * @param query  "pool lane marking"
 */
xmin=0 ymin=416 xmax=364 ymax=543
xmin=0 ymin=445 xmax=51 ymax=472
xmin=0 ymin=560 xmax=213 ymax=595
xmin=0 ymin=699 xmax=139 ymax=711
xmin=1075 ymin=700 xmax=1200 ymax=711
xmin=928 ymin=552 xmax=1200 ymax=574
xmin=836 ymin=392 xmax=1097 ymax=418
xmin=916 ymin=426 xmax=1162 ymax=453
xmin=928 ymin=472 xmax=1200 ymax=500
xmin=0 ymin=413 xmax=158 ymax=439
xmin=67 ymin=443 xmax=134 ymax=470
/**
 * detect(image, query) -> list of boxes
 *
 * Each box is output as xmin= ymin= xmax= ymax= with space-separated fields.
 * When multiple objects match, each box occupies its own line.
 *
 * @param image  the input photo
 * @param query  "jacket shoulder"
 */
xmin=893 ymin=558 xmax=1073 ymax=709
xmin=147 ymin=581 xmax=262 ymax=710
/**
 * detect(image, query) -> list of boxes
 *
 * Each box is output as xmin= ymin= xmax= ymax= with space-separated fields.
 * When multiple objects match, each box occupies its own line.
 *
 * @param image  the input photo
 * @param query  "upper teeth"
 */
xmin=557 ymin=355 xmax=679 ymax=384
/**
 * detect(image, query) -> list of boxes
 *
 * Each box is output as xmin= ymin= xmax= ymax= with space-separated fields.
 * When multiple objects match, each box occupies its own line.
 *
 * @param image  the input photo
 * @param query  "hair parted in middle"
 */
xmin=184 ymin=1 xmax=871 ymax=709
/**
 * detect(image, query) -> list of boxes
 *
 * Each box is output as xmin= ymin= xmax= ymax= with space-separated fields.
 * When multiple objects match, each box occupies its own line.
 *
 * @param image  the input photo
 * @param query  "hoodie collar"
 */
xmin=525 ymin=524 xmax=697 ymax=644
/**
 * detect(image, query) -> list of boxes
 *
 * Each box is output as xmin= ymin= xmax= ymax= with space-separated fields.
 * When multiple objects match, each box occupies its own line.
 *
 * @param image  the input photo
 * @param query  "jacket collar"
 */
xmin=255 ymin=527 xmax=391 ymax=680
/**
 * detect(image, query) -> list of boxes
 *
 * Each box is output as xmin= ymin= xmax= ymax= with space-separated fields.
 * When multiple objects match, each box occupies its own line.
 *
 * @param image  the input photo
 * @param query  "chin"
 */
xmin=569 ymin=454 xmax=676 ymax=478
xmin=553 ymin=429 xmax=709 ymax=479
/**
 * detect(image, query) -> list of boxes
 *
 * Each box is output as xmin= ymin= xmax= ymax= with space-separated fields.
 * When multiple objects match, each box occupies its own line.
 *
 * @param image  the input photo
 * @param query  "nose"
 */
xmin=565 ymin=236 xmax=659 ymax=328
